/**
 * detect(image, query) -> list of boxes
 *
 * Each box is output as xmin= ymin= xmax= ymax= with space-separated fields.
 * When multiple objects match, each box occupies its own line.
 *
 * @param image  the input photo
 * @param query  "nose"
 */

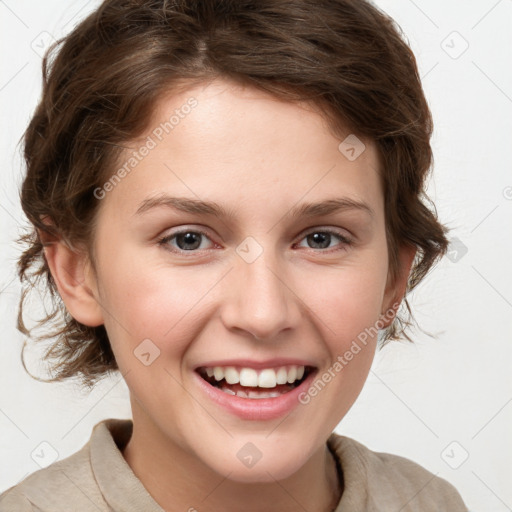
xmin=220 ymin=249 xmax=301 ymax=341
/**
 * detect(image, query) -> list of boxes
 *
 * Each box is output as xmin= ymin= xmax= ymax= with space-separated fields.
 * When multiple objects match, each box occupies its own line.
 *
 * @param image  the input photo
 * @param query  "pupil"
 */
xmin=308 ymin=232 xmax=329 ymax=249
xmin=177 ymin=232 xmax=201 ymax=250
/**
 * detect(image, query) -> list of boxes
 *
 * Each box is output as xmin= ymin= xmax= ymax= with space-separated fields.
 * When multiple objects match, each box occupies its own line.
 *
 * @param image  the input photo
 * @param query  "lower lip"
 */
xmin=193 ymin=369 xmax=317 ymax=421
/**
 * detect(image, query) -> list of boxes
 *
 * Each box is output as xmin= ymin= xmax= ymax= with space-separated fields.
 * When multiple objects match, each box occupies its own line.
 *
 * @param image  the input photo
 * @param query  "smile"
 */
xmin=194 ymin=362 xmax=317 ymax=420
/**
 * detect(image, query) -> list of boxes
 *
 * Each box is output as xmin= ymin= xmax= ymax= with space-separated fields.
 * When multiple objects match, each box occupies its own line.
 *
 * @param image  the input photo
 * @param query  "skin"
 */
xmin=43 ymin=78 xmax=416 ymax=512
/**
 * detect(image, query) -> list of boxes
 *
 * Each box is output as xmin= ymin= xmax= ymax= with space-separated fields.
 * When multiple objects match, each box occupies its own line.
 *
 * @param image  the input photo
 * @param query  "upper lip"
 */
xmin=194 ymin=358 xmax=317 ymax=370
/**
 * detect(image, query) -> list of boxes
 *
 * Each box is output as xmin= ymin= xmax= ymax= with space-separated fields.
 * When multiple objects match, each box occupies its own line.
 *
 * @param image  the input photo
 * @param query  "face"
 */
xmin=85 ymin=78 xmax=401 ymax=482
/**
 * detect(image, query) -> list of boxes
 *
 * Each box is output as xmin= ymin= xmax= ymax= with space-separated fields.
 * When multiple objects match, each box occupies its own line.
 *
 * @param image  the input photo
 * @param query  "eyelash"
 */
xmin=156 ymin=227 xmax=354 ymax=255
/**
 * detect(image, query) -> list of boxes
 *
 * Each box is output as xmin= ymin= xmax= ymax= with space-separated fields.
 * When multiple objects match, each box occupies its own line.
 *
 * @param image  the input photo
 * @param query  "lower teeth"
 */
xmin=219 ymin=386 xmax=286 ymax=399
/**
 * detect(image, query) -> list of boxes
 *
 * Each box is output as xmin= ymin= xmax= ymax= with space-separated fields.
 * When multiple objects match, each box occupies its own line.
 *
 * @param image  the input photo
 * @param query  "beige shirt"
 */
xmin=0 ymin=418 xmax=467 ymax=511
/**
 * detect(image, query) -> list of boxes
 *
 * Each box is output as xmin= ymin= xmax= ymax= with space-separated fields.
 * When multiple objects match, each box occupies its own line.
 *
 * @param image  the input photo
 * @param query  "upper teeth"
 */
xmin=204 ymin=365 xmax=306 ymax=388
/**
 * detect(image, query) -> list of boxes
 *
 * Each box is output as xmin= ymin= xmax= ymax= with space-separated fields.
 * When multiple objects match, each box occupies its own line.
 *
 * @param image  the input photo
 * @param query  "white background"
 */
xmin=0 ymin=1 xmax=511 ymax=510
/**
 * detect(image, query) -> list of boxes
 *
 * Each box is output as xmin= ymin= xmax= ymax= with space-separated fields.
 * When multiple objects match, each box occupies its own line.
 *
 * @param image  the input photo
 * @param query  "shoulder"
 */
xmin=0 ymin=419 xmax=123 ymax=512
xmin=328 ymin=432 xmax=468 ymax=511
xmin=0 ymin=487 xmax=34 ymax=512
xmin=0 ymin=446 xmax=97 ymax=512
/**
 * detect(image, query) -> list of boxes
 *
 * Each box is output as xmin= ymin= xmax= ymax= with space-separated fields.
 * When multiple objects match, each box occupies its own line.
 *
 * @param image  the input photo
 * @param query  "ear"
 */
xmin=39 ymin=228 xmax=104 ymax=327
xmin=379 ymin=243 xmax=417 ymax=328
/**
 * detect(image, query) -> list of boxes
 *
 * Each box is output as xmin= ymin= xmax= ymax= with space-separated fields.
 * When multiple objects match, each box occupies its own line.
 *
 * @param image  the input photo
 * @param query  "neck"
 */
xmin=122 ymin=414 xmax=342 ymax=512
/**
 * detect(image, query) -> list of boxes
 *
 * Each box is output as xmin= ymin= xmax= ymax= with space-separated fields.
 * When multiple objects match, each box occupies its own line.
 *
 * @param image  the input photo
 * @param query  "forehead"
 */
xmin=100 ymin=78 xmax=383 ymax=221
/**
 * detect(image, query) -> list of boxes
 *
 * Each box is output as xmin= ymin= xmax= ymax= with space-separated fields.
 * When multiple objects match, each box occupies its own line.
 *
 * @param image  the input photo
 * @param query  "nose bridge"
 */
xmin=221 ymin=239 xmax=299 ymax=340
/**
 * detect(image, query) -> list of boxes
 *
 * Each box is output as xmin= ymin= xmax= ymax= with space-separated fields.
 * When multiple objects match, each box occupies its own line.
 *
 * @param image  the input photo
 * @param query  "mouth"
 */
xmin=196 ymin=364 xmax=315 ymax=399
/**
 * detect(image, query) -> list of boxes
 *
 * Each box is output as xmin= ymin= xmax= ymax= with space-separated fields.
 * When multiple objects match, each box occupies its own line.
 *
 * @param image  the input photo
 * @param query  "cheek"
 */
xmin=301 ymin=266 xmax=384 ymax=415
xmin=96 ymin=230 xmax=388 ymax=366
xmin=95 ymin=251 xmax=207 ymax=361
xmin=297 ymin=257 xmax=388 ymax=346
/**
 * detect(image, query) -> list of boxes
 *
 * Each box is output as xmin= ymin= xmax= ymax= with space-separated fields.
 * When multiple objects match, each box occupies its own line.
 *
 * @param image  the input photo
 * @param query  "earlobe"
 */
xmin=39 ymin=229 xmax=104 ymax=327
xmin=380 ymin=244 xmax=417 ymax=328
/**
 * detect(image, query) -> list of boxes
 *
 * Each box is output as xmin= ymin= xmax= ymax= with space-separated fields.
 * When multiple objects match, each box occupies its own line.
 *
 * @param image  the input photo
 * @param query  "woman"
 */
xmin=1 ymin=1 xmax=467 ymax=510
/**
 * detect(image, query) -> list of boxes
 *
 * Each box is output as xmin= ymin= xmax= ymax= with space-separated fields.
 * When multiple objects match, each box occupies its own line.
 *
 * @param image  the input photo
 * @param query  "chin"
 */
xmin=223 ymin=463 xmax=302 ymax=484
xmin=200 ymin=445 xmax=306 ymax=484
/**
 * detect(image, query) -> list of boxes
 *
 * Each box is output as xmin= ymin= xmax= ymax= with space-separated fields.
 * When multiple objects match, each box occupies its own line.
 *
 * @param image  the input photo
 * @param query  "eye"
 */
xmin=295 ymin=229 xmax=353 ymax=252
xmin=157 ymin=228 xmax=215 ymax=253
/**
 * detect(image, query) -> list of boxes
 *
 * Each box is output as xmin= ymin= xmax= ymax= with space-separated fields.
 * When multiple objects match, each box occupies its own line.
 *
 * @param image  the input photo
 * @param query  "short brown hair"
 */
xmin=17 ymin=0 xmax=449 ymax=390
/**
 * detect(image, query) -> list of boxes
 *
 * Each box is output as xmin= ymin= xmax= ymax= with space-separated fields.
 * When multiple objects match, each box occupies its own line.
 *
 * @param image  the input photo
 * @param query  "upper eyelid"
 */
xmin=159 ymin=227 xmax=215 ymax=245
xmin=159 ymin=226 xmax=352 ymax=249
xmin=299 ymin=226 xmax=352 ymax=238
xmin=162 ymin=225 xmax=351 ymax=239
xmin=294 ymin=229 xmax=353 ymax=248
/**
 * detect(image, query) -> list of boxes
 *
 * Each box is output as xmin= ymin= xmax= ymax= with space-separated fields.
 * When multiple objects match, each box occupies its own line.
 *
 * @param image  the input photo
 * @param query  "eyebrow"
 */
xmin=134 ymin=194 xmax=374 ymax=220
